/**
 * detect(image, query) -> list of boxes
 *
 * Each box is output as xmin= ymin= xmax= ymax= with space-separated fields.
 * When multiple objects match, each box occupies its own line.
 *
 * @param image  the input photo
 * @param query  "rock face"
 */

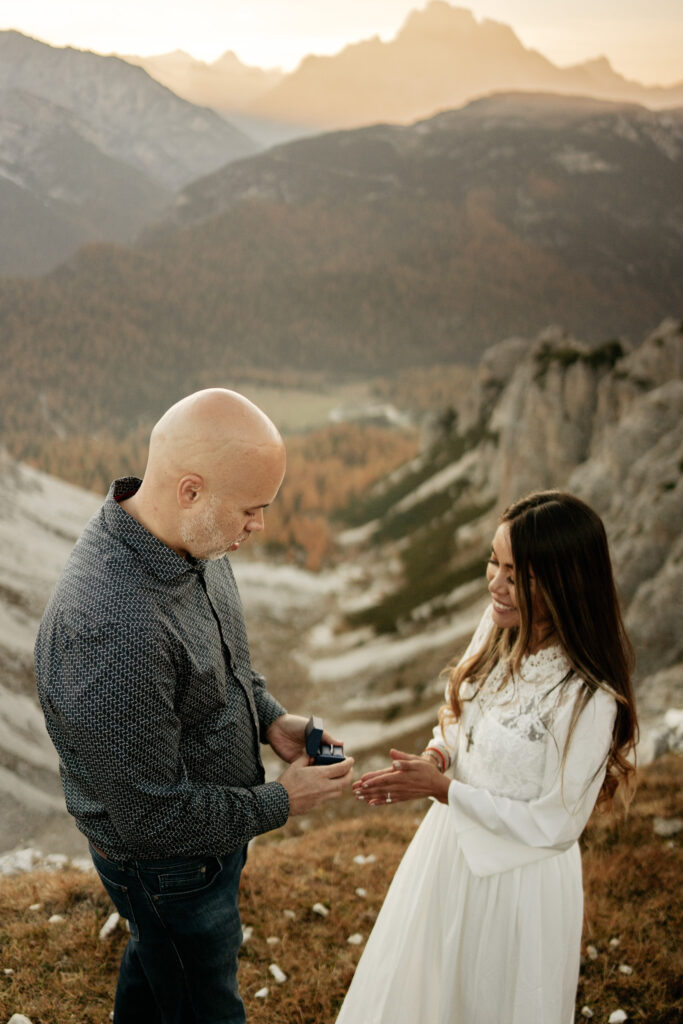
xmin=348 ymin=319 xmax=682 ymax=733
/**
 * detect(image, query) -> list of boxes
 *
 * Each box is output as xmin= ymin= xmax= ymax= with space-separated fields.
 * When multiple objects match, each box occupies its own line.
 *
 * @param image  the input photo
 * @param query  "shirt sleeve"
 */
xmin=446 ymin=685 xmax=617 ymax=850
xmin=55 ymin=624 xmax=289 ymax=857
xmin=427 ymin=604 xmax=494 ymax=769
xmin=251 ymin=670 xmax=287 ymax=741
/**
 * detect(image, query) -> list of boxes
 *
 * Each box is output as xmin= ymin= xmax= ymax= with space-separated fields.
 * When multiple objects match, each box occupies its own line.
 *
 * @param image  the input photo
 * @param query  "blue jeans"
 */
xmin=90 ymin=844 xmax=247 ymax=1024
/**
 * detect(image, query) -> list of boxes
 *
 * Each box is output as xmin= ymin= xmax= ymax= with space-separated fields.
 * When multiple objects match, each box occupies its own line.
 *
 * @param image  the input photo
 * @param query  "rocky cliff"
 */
xmin=338 ymin=319 xmax=682 ymax=748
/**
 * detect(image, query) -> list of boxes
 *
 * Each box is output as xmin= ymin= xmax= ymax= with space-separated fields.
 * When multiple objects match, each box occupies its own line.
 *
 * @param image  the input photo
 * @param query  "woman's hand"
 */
xmin=353 ymin=749 xmax=451 ymax=806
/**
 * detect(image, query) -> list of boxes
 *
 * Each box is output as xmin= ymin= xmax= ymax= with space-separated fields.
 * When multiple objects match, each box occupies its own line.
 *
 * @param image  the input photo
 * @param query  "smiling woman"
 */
xmin=341 ymin=489 xmax=639 ymax=1024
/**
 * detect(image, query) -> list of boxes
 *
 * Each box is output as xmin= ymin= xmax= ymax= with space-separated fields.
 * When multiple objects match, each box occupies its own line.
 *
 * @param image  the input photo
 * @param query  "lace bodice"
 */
xmin=426 ymin=605 xmax=617 ymax=873
xmin=445 ymin=646 xmax=581 ymax=801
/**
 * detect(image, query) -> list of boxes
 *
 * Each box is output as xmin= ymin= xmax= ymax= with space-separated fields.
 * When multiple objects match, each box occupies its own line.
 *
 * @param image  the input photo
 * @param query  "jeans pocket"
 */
xmin=94 ymin=864 xmax=139 ymax=940
xmin=143 ymin=856 xmax=224 ymax=900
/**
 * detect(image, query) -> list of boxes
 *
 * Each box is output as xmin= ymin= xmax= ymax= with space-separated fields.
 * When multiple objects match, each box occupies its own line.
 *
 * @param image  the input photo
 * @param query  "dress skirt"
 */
xmin=336 ymin=801 xmax=583 ymax=1024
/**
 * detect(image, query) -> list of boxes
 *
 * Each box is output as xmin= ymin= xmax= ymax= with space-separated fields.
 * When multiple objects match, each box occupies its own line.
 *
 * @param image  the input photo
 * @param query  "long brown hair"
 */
xmin=442 ymin=491 xmax=638 ymax=806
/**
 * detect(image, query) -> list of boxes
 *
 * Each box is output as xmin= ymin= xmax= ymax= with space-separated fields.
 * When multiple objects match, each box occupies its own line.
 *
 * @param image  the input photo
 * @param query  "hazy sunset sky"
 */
xmin=1 ymin=0 xmax=681 ymax=86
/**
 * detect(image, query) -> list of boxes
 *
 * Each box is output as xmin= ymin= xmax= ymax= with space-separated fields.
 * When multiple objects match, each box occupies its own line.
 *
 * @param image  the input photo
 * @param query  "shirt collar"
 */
xmin=103 ymin=477 xmax=205 ymax=581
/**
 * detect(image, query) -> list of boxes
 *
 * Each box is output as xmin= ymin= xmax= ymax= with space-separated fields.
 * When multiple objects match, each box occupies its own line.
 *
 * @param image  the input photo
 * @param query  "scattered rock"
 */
xmin=618 ymin=964 xmax=634 ymax=975
xmin=580 ymin=1009 xmax=594 ymax=1019
xmin=312 ymin=902 xmax=329 ymax=917
xmin=241 ymin=926 xmax=253 ymax=944
xmin=3 ymin=967 xmax=15 ymax=975
xmin=0 ymin=848 xmax=95 ymax=877
xmin=586 ymin=944 xmax=599 ymax=960
xmin=608 ymin=1011 xmax=628 ymax=1023
xmin=8 ymin=1015 xmax=33 ymax=1024
xmin=353 ymin=854 xmax=376 ymax=865
xmin=0 ymin=848 xmax=41 ymax=876
xmin=347 ymin=933 xmax=364 ymax=945
xmin=268 ymin=963 xmax=287 ymax=984
xmin=355 ymin=887 xmax=367 ymax=897
xmin=98 ymin=912 xmax=120 ymax=941
xmin=70 ymin=857 xmax=94 ymax=872
xmin=609 ymin=937 xmax=621 ymax=948
xmin=283 ymin=909 xmax=296 ymax=920
xmin=48 ymin=914 xmax=65 ymax=925
xmin=254 ymin=987 xmax=269 ymax=999
xmin=28 ymin=904 xmax=41 ymax=912
xmin=653 ymin=816 xmax=683 ymax=837
xmin=266 ymin=936 xmax=280 ymax=946
xmin=44 ymin=854 xmax=69 ymax=870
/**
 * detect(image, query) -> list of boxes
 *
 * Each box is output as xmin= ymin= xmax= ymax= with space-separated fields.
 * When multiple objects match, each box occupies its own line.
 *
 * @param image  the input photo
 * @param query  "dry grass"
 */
xmin=0 ymin=756 xmax=680 ymax=1024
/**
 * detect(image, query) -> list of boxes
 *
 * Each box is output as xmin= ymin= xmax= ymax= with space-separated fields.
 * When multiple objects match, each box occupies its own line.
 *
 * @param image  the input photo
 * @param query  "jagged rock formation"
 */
xmin=343 ymin=319 xmax=683 ymax=732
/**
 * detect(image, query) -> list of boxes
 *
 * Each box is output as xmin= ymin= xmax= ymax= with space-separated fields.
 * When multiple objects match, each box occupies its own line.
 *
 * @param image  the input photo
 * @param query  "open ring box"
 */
xmin=305 ymin=715 xmax=345 ymax=765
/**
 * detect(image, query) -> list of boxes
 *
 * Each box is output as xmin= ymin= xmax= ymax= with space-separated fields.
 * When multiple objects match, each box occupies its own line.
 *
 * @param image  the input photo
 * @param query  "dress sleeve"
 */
xmin=446 ymin=685 xmax=617 ymax=850
xmin=427 ymin=604 xmax=493 ymax=768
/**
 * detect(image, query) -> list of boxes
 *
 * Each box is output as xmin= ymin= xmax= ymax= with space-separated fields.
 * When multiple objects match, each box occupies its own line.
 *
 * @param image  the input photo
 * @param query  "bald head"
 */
xmin=124 ymin=389 xmax=286 ymax=560
xmin=148 ymin=388 xmax=283 ymax=487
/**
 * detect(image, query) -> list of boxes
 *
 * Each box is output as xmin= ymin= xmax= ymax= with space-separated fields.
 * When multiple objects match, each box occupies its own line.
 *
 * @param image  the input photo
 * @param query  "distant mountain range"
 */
xmin=123 ymin=48 xmax=284 ymax=111
xmin=0 ymin=31 xmax=259 ymax=274
xmin=3 ymin=3 xmax=682 ymax=277
xmin=1 ymin=93 xmax=681 ymax=445
xmin=120 ymin=2 xmax=683 ymax=143
xmin=247 ymin=3 xmax=683 ymax=133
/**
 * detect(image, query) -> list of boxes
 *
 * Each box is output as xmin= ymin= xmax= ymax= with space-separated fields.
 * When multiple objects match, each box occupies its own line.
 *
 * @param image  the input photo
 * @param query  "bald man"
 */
xmin=35 ymin=389 xmax=354 ymax=1024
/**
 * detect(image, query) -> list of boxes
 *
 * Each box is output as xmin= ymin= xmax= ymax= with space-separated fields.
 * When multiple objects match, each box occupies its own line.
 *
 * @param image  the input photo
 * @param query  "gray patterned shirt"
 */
xmin=35 ymin=477 xmax=290 ymax=860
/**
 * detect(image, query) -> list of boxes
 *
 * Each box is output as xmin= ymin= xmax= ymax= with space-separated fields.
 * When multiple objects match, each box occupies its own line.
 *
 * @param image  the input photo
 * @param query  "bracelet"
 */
xmin=423 ymin=747 xmax=448 ymax=773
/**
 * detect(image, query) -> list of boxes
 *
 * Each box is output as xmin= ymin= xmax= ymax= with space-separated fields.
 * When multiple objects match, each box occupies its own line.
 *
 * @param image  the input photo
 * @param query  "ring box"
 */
xmin=305 ymin=715 xmax=345 ymax=765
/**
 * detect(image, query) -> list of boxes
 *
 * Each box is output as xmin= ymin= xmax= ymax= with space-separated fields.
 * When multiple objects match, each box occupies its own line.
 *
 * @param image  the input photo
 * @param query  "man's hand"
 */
xmin=278 ymin=754 xmax=355 ymax=816
xmin=267 ymin=713 xmax=344 ymax=764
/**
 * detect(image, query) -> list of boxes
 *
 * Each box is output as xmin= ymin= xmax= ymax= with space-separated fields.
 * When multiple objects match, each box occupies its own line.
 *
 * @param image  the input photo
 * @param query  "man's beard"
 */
xmin=179 ymin=496 xmax=240 ymax=561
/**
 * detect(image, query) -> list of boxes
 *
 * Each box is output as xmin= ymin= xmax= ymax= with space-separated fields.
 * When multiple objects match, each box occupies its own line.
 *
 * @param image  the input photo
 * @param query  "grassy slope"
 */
xmin=0 ymin=756 xmax=680 ymax=1023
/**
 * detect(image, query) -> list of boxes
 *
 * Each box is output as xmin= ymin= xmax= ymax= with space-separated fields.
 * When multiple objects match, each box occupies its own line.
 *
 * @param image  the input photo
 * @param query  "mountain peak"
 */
xmin=400 ymin=2 xmax=478 ymax=38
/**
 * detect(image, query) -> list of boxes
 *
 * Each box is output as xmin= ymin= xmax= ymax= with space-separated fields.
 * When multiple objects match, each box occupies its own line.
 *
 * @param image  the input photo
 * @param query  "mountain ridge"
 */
xmin=0 ymin=29 xmax=262 ymax=273
xmin=1 ymin=93 xmax=681 ymax=445
xmin=247 ymin=2 xmax=683 ymax=132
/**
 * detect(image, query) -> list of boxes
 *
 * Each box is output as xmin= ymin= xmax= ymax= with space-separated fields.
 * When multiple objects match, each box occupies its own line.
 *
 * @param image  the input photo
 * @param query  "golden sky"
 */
xmin=1 ymin=1 xmax=681 ymax=86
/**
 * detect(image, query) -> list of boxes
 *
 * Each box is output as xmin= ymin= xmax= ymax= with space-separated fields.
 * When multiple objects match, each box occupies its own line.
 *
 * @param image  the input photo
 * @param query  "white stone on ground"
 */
xmin=98 ymin=912 xmax=120 ymax=940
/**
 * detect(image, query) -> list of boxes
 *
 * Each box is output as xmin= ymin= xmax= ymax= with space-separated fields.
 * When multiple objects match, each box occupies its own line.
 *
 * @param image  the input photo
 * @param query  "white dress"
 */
xmin=336 ymin=607 xmax=617 ymax=1024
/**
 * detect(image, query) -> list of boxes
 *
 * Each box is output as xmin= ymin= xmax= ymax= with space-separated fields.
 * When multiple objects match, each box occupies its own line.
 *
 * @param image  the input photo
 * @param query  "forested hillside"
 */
xmin=1 ymin=95 xmax=681 ymax=466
